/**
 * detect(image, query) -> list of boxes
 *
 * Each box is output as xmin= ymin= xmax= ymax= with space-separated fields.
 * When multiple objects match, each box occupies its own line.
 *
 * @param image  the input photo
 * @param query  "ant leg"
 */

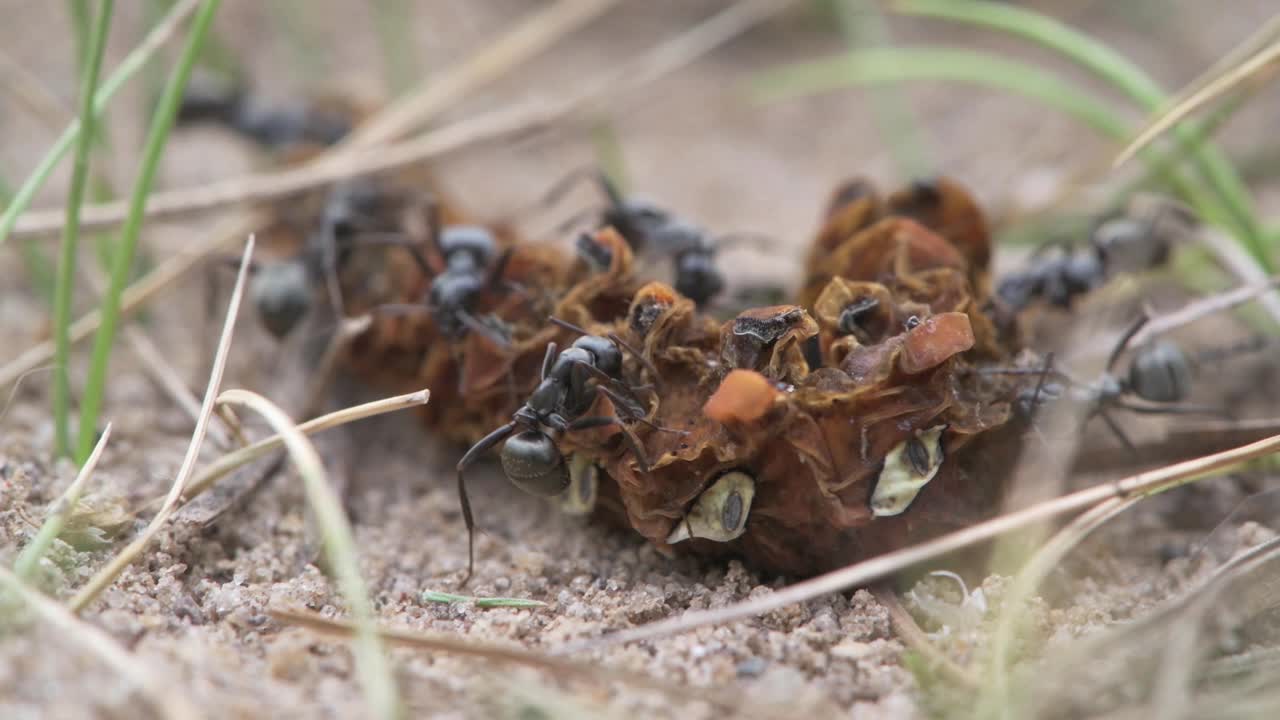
xmin=1097 ymin=409 xmax=1136 ymax=453
xmin=421 ymin=195 xmax=444 ymax=258
xmin=566 ymin=415 xmax=653 ymax=472
xmin=1027 ymin=352 xmax=1055 ymax=415
xmin=373 ymin=303 xmax=430 ymax=318
xmin=317 ymin=226 xmax=347 ymax=321
xmin=485 ymin=246 xmax=514 ymax=288
xmin=541 ymin=165 xmax=621 ymax=208
xmin=351 ymin=234 xmax=435 ymax=279
xmin=607 ymin=332 xmax=662 ymax=389
xmin=1107 ymin=312 xmax=1151 ymax=374
xmin=553 ymin=207 xmax=606 ymax=238
xmin=596 ymin=384 xmax=686 ymax=435
xmin=455 ymin=422 xmax=517 ymax=586
xmin=541 ymin=341 xmax=558 ymax=381
xmin=457 ymin=310 xmax=511 ymax=349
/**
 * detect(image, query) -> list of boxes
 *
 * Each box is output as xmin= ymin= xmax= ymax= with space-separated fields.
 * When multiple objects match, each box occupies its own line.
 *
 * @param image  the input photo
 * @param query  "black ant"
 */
xmin=995 ymin=202 xmax=1186 ymax=312
xmin=244 ymin=179 xmax=394 ymax=338
xmin=541 ymin=168 xmax=767 ymax=307
xmin=453 ymin=317 xmax=669 ymax=583
xmin=177 ymin=79 xmax=352 ymax=150
xmin=989 ymin=312 xmax=1216 ymax=449
xmin=372 ymin=201 xmax=517 ymax=349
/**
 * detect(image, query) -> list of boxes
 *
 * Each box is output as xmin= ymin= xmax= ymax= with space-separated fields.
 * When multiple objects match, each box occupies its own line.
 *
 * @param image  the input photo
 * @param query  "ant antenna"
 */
xmin=547 ymin=316 xmax=663 ymax=388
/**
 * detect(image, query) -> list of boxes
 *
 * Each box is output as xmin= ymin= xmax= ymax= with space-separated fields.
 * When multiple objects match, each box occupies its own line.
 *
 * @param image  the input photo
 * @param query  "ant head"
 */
xmin=251 ymin=260 xmax=312 ymax=339
xmin=438 ymin=225 xmax=497 ymax=264
xmin=1127 ymin=340 xmax=1192 ymax=403
xmin=499 ymin=429 xmax=571 ymax=497
xmin=674 ymin=252 xmax=724 ymax=306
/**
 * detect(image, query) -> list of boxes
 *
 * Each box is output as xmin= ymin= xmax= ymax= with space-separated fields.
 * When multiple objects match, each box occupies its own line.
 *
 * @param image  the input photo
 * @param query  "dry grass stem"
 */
xmin=218 ymin=389 xmax=399 ymax=719
xmin=342 ymin=0 xmax=621 ymax=150
xmin=269 ymin=606 xmax=766 ymax=716
xmin=0 ymin=210 xmax=258 ymax=390
xmin=79 ymin=264 xmax=233 ymax=449
xmin=579 ymin=432 xmax=1280 ymax=650
xmin=157 ymin=387 xmax=430 ymax=511
xmin=68 ymin=235 xmax=254 ymax=614
xmin=871 ymin=584 xmax=981 ymax=688
xmin=1128 ymin=274 xmax=1280 ymax=347
xmin=1116 ymin=36 xmax=1280 ymax=166
xmin=12 ymin=0 xmax=794 ymax=240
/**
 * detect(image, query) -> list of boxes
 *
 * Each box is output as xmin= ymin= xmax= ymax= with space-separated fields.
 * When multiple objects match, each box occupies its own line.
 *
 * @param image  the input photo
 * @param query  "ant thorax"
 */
xmin=608 ymin=197 xmax=671 ymax=248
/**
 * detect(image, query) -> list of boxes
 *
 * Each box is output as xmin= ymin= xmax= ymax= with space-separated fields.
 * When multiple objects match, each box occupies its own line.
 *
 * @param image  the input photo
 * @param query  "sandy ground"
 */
xmin=4 ymin=1 xmax=1280 ymax=718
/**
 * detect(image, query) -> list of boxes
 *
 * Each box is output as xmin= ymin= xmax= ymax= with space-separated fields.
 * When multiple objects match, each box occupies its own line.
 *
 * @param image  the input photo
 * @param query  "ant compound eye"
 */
xmin=665 ymin=471 xmax=755 ymax=544
xmin=870 ymin=425 xmax=946 ymax=517
xmin=500 ymin=430 xmax=570 ymax=497
xmin=559 ymin=453 xmax=599 ymax=516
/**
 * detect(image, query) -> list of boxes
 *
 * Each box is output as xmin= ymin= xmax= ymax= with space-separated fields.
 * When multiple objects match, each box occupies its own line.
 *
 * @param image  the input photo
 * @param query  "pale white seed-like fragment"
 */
xmin=560 ymin=453 xmax=599 ymax=516
xmin=870 ymin=425 xmax=946 ymax=517
xmin=666 ymin=471 xmax=755 ymax=544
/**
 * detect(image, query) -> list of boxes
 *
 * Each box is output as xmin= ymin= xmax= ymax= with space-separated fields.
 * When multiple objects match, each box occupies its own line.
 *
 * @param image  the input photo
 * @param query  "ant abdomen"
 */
xmin=500 ymin=430 xmax=571 ymax=497
xmin=1128 ymin=340 xmax=1192 ymax=403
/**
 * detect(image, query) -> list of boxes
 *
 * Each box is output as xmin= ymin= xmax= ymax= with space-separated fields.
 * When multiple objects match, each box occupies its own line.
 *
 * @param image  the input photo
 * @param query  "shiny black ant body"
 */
xmin=996 ymin=203 xmax=1187 ymax=312
xmin=543 ymin=168 xmax=765 ymax=307
xmin=374 ymin=202 xmax=516 ymax=348
xmin=454 ymin=317 xmax=665 ymax=583
xmin=177 ymin=81 xmax=352 ymax=150
xmin=248 ymin=178 xmax=390 ymax=338
xmin=996 ymin=312 xmax=1214 ymax=449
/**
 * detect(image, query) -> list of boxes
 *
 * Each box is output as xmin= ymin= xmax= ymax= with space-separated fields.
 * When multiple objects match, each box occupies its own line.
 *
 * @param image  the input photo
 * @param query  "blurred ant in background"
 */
xmin=373 ymin=201 xmax=517 ymax=349
xmin=177 ymin=77 xmax=354 ymax=150
xmin=996 ymin=198 xmax=1195 ymax=312
xmin=991 ymin=311 xmax=1224 ymax=450
xmin=239 ymin=178 xmax=395 ymax=339
xmin=540 ymin=167 xmax=771 ymax=307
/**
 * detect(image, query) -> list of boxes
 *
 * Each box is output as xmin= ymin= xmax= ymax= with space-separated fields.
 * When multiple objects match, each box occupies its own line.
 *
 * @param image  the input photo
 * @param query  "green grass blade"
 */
xmin=752 ymin=47 xmax=1236 ymax=247
xmin=422 ymin=590 xmax=548 ymax=609
xmin=75 ymin=0 xmax=222 ymax=462
xmin=834 ymin=0 xmax=933 ymax=179
xmin=53 ymin=0 xmax=114 ymax=460
xmin=590 ymin=116 xmax=629 ymax=193
xmin=0 ymin=0 xmax=201 ymax=247
xmin=755 ymin=48 xmax=1129 ymax=139
xmin=372 ymin=0 xmax=417 ymax=95
xmin=13 ymin=424 xmax=112 ymax=580
xmin=0 ymin=176 xmax=55 ymax=306
xmin=893 ymin=0 xmax=1269 ymax=269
